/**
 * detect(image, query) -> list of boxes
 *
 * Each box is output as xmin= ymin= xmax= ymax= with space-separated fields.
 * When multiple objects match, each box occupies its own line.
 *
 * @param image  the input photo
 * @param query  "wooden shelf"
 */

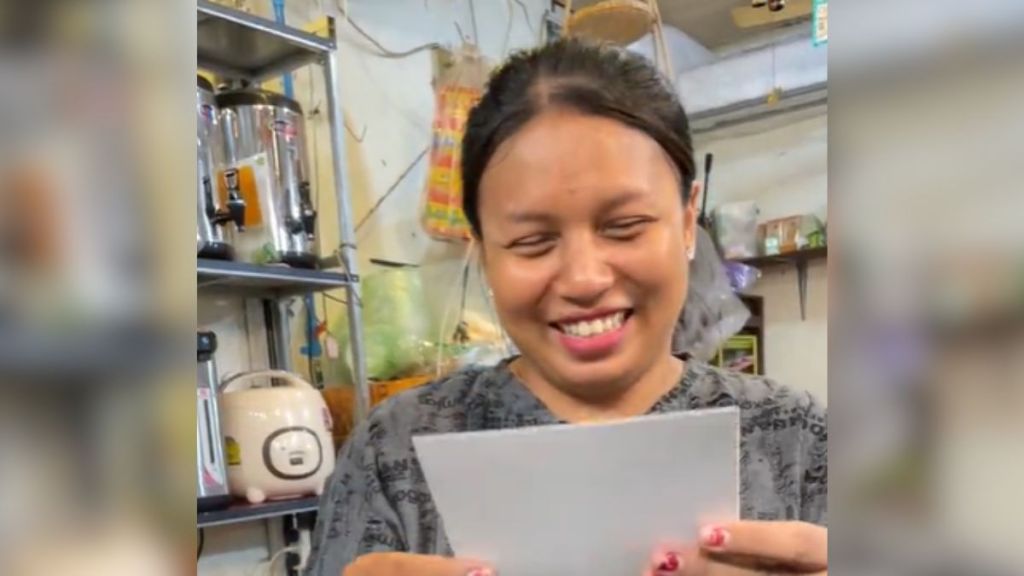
xmin=732 ymin=246 xmax=828 ymax=269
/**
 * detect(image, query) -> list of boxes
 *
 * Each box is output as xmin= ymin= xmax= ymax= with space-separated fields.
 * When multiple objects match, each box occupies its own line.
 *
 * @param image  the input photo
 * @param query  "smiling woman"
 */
xmin=305 ymin=39 xmax=827 ymax=576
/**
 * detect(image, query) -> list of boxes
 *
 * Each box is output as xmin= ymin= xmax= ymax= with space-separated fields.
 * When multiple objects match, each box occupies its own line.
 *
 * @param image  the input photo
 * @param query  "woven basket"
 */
xmin=566 ymin=0 xmax=656 ymax=46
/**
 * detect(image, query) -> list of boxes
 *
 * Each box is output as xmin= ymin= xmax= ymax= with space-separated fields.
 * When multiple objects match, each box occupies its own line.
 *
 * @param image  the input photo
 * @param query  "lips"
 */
xmin=550 ymin=309 xmax=633 ymax=360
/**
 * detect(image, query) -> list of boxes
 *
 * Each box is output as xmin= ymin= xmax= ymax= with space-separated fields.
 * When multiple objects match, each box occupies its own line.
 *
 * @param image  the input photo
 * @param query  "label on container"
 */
xmin=812 ymin=0 xmax=828 ymax=46
xmin=225 ymin=437 xmax=241 ymax=466
xmin=217 ymin=154 xmax=270 ymax=228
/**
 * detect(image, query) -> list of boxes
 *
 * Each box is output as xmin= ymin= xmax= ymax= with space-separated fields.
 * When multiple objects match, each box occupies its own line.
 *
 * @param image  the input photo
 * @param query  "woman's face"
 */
xmin=477 ymin=109 xmax=698 ymax=400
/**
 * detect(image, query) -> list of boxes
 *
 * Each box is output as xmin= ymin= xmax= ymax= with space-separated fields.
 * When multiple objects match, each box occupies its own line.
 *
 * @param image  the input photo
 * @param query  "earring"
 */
xmin=688 ymin=245 xmax=696 ymax=261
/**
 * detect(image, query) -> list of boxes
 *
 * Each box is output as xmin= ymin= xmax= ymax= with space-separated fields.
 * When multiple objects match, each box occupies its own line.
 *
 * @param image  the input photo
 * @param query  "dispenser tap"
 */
xmin=211 ymin=168 xmax=247 ymax=231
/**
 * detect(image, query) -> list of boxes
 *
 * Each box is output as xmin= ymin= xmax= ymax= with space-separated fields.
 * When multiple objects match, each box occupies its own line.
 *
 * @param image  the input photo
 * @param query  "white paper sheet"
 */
xmin=413 ymin=407 xmax=740 ymax=576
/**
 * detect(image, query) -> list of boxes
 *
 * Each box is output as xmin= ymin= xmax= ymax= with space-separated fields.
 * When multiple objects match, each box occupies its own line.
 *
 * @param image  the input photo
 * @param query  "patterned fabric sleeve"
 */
xmin=304 ymin=419 xmax=407 ymax=576
xmin=799 ymin=393 xmax=828 ymax=526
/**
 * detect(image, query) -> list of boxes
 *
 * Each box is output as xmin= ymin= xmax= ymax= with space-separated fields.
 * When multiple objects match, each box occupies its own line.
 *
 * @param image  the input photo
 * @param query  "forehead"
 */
xmin=477 ymin=110 xmax=680 ymax=216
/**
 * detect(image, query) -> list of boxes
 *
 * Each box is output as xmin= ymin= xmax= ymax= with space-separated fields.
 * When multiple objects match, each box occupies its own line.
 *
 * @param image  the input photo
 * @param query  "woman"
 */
xmin=307 ymin=39 xmax=827 ymax=576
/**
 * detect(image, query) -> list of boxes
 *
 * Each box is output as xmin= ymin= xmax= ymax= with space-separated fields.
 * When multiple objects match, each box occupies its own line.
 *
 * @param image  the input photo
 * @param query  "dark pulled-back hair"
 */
xmin=461 ymin=38 xmax=696 ymax=238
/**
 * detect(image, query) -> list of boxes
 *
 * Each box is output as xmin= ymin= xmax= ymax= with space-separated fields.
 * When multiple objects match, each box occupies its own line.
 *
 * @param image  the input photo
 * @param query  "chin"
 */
xmin=549 ymin=354 xmax=641 ymax=401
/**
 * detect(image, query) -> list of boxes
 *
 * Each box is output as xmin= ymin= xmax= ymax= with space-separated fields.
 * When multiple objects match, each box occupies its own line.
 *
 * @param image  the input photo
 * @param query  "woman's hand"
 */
xmin=645 ymin=521 xmax=827 ymax=576
xmin=343 ymin=553 xmax=493 ymax=576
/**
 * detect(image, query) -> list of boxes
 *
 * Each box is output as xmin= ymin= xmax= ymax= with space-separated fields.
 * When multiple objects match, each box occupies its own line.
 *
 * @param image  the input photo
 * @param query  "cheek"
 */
xmin=484 ymin=254 xmax=556 ymax=316
xmin=614 ymin=226 xmax=689 ymax=301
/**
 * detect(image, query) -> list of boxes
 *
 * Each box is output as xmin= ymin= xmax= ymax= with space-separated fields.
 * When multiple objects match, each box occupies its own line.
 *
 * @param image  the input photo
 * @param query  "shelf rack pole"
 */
xmin=322 ymin=46 xmax=370 ymax=421
xmin=264 ymin=299 xmax=293 ymax=371
xmin=797 ymin=259 xmax=809 ymax=321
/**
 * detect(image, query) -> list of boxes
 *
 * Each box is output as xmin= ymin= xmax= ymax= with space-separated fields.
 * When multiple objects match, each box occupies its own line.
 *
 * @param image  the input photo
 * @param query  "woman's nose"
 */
xmin=556 ymin=238 xmax=614 ymax=304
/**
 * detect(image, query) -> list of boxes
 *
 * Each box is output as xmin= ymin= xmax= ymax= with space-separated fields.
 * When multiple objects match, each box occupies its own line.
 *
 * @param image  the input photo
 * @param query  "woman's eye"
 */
xmin=603 ymin=218 xmax=650 ymax=239
xmin=507 ymin=235 xmax=556 ymax=256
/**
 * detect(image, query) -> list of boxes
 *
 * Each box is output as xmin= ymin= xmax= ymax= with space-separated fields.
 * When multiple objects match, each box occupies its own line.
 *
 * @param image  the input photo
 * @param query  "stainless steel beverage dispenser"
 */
xmin=197 ymin=76 xmax=245 ymax=260
xmin=216 ymin=89 xmax=318 ymax=268
xmin=197 ymin=331 xmax=232 ymax=511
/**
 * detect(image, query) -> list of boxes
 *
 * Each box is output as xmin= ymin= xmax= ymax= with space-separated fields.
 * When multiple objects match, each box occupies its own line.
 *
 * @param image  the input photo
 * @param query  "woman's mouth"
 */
xmin=550 ymin=310 xmax=633 ymax=360
xmin=555 ymin=310 xmax=628 ymax=337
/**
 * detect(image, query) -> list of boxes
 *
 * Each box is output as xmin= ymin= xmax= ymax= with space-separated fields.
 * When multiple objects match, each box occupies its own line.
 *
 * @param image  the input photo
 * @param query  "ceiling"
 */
xmin=559 ymin=0 xmax=811 ymax=51
xmin=661 ymin=0 xmax=761 ymax=49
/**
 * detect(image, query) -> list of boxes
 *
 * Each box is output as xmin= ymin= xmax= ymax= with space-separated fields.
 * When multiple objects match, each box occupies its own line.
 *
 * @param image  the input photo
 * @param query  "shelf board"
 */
xmin=198 ymin=258 xmax=356 ymax=297
xmin=198 ymin=496 xmax=320 ymax=529
xmin=197 ymin=0 xmax=334 ymax=81
xmin=732 ymin=246 xmax=828 ymax=269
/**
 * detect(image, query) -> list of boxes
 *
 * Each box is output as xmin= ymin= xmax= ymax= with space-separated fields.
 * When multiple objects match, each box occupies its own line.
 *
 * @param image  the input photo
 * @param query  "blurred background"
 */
xmin=0 ymin=0 xmax=1021 ymax=575
xmin=831 ymin=1 xmax=1024 ymax=574
xmin=0 ymin=0 xmax=193 ymax=574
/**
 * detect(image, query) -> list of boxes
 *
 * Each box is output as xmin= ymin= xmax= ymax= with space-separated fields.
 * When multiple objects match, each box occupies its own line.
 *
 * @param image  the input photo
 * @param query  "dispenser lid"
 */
xmin=198 ymin=331 xmax=218 ymax=361
xmin=197 ymin=75 xmax=214 ymax=93
xmin=215 ymin=89 xmax=303 ymax=115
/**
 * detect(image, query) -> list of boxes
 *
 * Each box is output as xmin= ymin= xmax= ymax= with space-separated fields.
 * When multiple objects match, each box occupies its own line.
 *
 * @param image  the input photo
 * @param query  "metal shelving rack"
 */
xmin=196 ymin=0 xmax=368 ymax=544
xmin=198 ymin=495 xmax=321 ymax=529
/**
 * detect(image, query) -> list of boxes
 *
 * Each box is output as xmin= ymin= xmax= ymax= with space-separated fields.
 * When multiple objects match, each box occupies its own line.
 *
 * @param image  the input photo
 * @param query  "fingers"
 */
xmin=344 ymin=553 xmax=494 ymax=576
xmin=698 ymin=521 xmax=827 ymax=571
xmin=645 ymin=547 xmax=758 ymax=576
xmin=642 ymin=548 xmax=685 ymax=576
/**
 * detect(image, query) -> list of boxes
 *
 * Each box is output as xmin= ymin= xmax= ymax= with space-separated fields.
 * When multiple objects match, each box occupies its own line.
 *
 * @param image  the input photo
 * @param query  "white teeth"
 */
xmin=558 ymin=311 xmax=626 ymax=338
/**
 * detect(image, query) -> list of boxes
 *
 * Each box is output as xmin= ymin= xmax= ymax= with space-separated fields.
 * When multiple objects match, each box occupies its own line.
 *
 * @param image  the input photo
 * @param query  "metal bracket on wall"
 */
xmin=731 ymin=246 xmax=827 ymax=322
xmin=796 ymin=258 xmax=810 ymax=321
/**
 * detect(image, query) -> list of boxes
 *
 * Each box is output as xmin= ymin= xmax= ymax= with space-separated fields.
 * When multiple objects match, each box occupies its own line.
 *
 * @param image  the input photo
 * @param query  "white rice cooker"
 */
xmin=219 ymin=370 xmax=335 ymax=504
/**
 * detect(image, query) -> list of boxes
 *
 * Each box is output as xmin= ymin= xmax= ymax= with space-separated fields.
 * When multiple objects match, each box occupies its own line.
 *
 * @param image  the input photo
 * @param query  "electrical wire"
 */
xmin=323 ymin=293 xmax=348 ymax=306
xmin=336 ymin=1 xmax=441 ymax=58
xmin=435 ymin=238 xmax=476 ymax=377
xmin=513 ymin=0 xmax=535 ymax=35
xmin=468 ymin=0 xmax=480 ymax=44
xmin=354 ymin=145 xmax=431 ymax=234
xmin=501 ymin=0 xmax=515 ymax=58
xmin=250 ymin=545 xmax=302 ymax=576
xmin=475 ymin=255 xmax=514 ymax=357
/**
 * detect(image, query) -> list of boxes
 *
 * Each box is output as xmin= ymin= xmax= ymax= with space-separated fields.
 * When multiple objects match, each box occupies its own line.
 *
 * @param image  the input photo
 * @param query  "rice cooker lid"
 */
xmin=215 ymin=89 xmax=303 ymax=115
xmin=197 ymin=75 xmax=214 ymax=93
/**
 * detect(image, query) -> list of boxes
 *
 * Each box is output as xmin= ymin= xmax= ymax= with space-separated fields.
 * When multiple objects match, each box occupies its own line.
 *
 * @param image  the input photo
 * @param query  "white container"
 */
xmin=219 ymin=370 xmax=335 ymax=504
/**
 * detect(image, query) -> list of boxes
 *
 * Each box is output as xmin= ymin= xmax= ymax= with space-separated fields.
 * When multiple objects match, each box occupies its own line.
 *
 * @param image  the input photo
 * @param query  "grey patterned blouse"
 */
xmin=305 ymin=359 xmax=827 ymax=576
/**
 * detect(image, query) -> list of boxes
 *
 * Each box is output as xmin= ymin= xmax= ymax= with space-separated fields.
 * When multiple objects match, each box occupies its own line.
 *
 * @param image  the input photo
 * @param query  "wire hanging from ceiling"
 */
xmin=335 ymin=1 xmax=442 ymax=58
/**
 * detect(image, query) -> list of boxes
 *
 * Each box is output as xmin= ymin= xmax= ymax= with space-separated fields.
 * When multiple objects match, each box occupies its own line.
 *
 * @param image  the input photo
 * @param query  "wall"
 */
xmin=694 ymin=108 xmax=828 ymax=404
xmin=198 ymin=1 xmax=547 ymax=575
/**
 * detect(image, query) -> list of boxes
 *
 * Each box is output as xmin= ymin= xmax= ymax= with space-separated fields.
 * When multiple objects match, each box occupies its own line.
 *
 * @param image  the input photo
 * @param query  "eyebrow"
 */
xmin=503 ymin=189 xmax=650 ymax=223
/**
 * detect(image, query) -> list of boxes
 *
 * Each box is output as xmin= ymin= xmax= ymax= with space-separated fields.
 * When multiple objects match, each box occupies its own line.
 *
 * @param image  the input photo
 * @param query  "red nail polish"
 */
xmin=703 ymin=527 xmax=727 ymax=548
xmin=657 ymin=552 xmax=680 ymax=572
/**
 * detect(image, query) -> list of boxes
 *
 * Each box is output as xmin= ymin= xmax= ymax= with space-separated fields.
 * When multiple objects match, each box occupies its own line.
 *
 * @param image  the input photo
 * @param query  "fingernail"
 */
xmin=700 ymin=525 xmax=729 ymax=549
xmin=467 ymin=569 xmax=493 ymax=576
xmin=656 ymin=551 xmax=682 ymax=573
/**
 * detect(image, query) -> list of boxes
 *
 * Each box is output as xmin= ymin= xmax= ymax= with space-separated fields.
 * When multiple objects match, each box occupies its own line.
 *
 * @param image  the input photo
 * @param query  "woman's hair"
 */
xmin=461 ymin=38 xmax=696 ymax=238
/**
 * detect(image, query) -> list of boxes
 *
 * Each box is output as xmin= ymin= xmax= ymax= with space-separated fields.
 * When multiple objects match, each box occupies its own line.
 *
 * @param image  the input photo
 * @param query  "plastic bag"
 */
xmin=712 ymin=201 xmax=759 ymax=260
xmin=673 ymin=227 xmax=751 ymax=361
xmin=421 ymin=47 xmax=489 ymax=242
xmin=337 ymin=264 xmax=435 ymax=381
